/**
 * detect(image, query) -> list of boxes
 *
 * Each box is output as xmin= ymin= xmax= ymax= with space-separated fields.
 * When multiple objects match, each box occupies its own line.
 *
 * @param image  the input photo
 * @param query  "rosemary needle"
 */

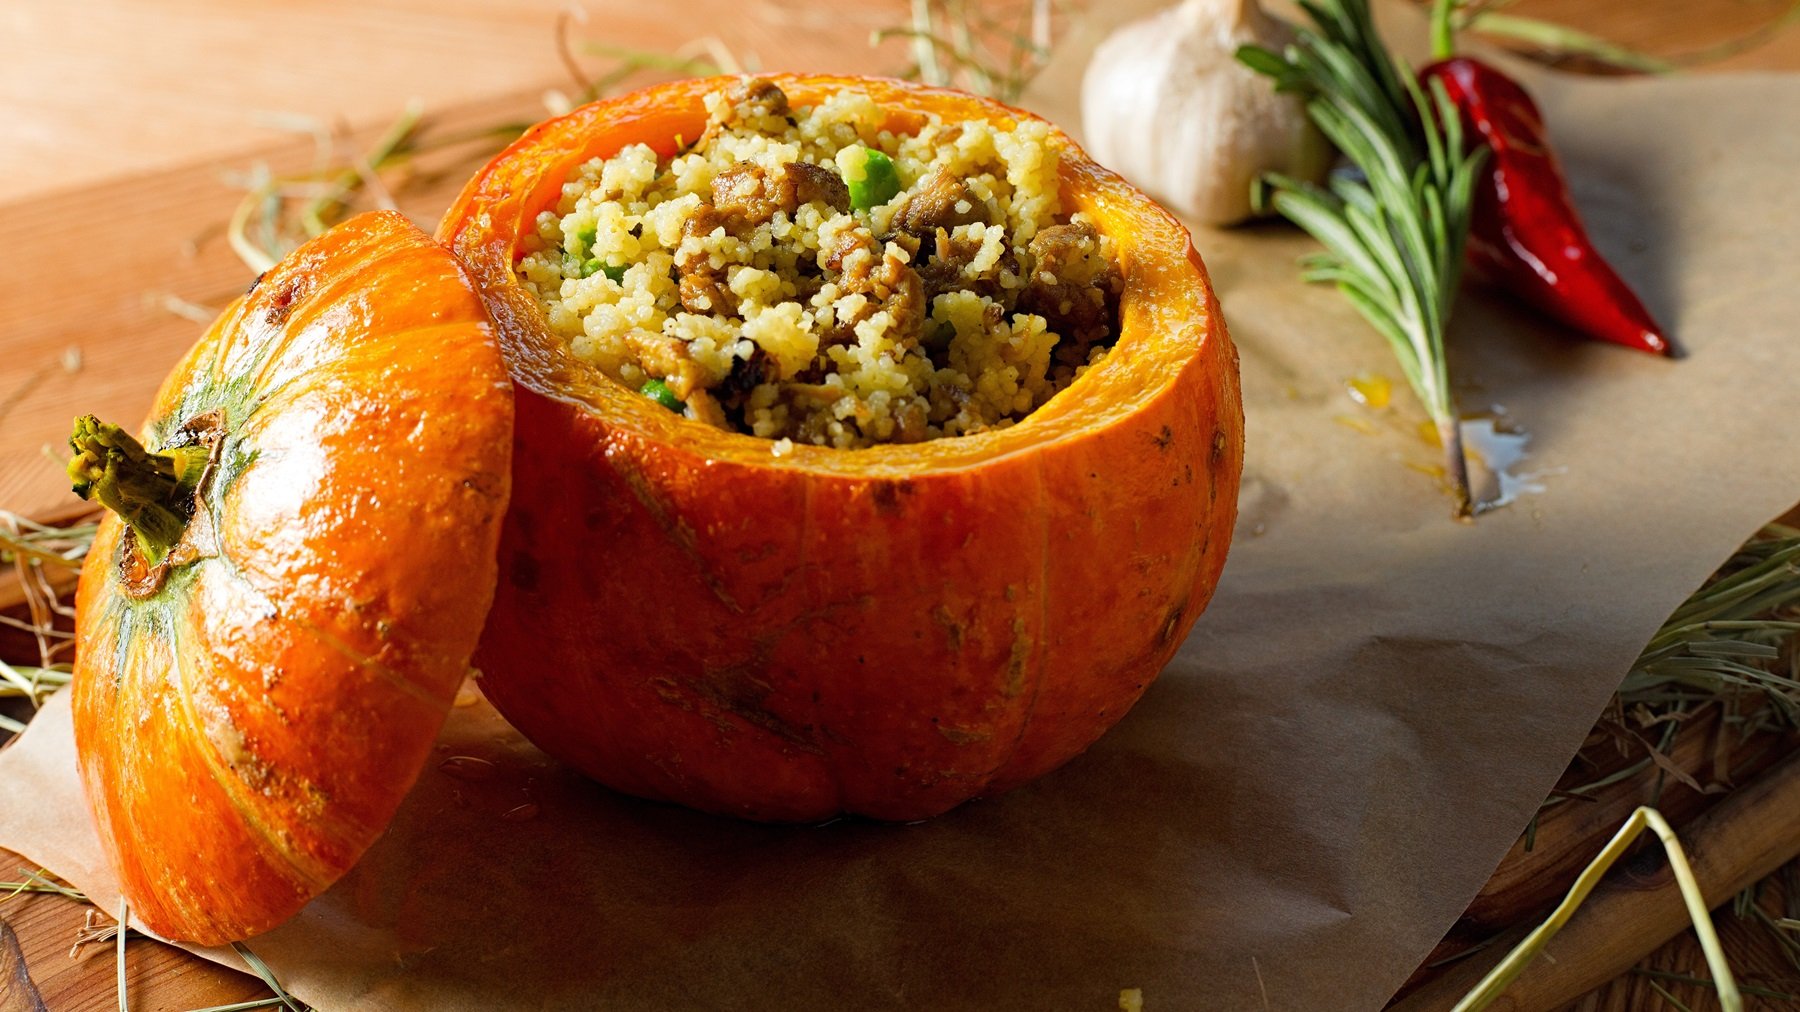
xmin=1239 ymin=0 xmax=1487 ymax=518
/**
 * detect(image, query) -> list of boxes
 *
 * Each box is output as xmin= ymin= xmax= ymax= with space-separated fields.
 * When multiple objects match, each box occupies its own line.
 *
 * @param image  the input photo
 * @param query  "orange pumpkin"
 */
xmin=68 ymin=212 xmax=514 ymax=944
xmin=441 ymin=75 xmax=1243 ymax=822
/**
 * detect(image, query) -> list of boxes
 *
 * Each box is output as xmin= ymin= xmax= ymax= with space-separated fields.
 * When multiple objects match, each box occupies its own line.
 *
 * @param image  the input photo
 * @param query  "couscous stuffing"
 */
xmin=517 ymin=77 xmax=1123 ymax=448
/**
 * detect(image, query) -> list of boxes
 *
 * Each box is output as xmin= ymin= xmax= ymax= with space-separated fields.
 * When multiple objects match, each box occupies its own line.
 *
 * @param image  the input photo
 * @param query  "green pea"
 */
xmin=581 ymin=259 xmax=627 ymax=283
xmin=640 ymin=379 xmax=683 ymax=412
xmin=836 ymin=145 xmax=901 ymax=211
xmin=572 ymin=224 xmax=598 ymax=253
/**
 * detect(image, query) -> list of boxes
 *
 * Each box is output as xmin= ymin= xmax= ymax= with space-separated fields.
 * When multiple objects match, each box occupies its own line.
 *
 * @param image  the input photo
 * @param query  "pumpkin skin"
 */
xmin=71 ymin=212 xmax=514 ymax=944
xmin=441 ymin=75 xmax=1242 ymax=822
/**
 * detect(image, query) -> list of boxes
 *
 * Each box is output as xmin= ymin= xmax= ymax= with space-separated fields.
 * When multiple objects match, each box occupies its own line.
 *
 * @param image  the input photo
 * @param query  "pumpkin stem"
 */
xmin=67 ymin=416 xmax=209 ymax=567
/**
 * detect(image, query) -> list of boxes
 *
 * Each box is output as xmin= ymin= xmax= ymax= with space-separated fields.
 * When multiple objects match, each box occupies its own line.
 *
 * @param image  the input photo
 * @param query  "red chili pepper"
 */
xmin=1420 ymin=57 xmax=1674 ymax=357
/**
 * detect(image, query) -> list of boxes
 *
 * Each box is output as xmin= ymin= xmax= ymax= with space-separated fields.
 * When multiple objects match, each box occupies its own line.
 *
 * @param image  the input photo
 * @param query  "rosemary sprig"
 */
xmin=1239 ymin=0 xmax=1488 ymax=518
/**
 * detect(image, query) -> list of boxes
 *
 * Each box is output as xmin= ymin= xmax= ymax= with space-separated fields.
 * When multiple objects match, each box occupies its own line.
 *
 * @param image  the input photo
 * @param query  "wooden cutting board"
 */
xmin=2 ymin=0 xmax=1796 ymax=1008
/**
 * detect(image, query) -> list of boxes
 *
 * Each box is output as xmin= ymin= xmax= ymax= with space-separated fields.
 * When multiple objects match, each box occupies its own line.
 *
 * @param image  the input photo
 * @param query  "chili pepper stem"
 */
xmin=66 ymin=416 xmax=208 ymax=567
xmin=1430 ymin=0 xmax=1459 ymax=61
xmin=1441 ymin=417 xmax=1474 ymax=520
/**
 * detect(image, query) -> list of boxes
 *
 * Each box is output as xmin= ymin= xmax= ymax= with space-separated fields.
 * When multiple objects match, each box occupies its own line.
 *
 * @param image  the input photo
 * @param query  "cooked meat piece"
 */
xmin=816 ymin=318 xmax=857 ymax=352
xmin=714 ymin=162 xmax=851 ymax=230
xmin=726 ymin=77 xmax=789 ymax=119
xmin=778 ymin=161 xmax=851 ymax=213
xmin=713 ymin=163 xmax=779 ymax=228
xmin=1017 ymin=221 xmax=1122 ymax=350
xmin=720 ymin=346 xmax=781 ymax=401
xmin=702 ymin=77 xmax=789 ymax=136
xmin=873 ymin=253 xmax=926 ymax=347
xmin=884 ymin=230 xmax=923 ymax=262
xmin=820 ymin=241 xmax=925 ymax=352
xmin=820 ymin=227 xmax=876 ymax=274
xmin=686 ymin=388 xmax=731 ymax=429
xmin=680 ymin=204 xmax=726 ymax=255
xmin=679 ymin=272 xmax=738 ymax=316
xmin=1017 ymin=272 xmax=1118 ymax=350
xmin=913 ymin=230 xmax=960 ymax=294
xmin=1026 ymin=221 xmax=1101 ymax=280
xmin=627 ymin=337 xmax=705 ymax=400
xmin=914 ymin=227 xmax=1019 ymax=300
xmin=889 ymin=166 xmax=986 ymax=238
xmin=675 ymin=203 xmax=738 ymax=316
xmin=892 ymin=399 xmax=930 ymax=443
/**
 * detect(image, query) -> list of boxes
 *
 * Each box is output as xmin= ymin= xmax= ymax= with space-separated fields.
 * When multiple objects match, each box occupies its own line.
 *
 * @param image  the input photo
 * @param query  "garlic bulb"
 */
xmin=1081 ymin=0 xmax=1333 ymax=227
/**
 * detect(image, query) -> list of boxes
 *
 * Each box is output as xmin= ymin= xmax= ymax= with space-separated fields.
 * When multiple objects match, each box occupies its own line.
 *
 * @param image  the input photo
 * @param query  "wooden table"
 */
xmin=2 ymin=1 xmax=1797 ymax=1008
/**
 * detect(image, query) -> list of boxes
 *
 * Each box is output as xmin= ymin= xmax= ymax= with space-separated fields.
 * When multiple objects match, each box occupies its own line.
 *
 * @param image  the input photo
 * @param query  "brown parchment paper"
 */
xmin=4 ymin=5 xmax=1800 ymax=1008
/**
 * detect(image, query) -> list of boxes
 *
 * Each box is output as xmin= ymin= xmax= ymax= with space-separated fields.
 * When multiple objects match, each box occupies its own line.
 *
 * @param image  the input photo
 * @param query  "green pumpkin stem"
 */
xmin=67 ymin=416 xmax=209 ymax=566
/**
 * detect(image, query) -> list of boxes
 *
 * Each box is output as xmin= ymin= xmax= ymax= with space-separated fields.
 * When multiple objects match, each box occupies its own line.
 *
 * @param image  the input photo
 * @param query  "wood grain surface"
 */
xmin=1 ymin=1 xmax=1796 ymax=1008
xmin=1395 ymin=752 xmax=1800 ymax=1011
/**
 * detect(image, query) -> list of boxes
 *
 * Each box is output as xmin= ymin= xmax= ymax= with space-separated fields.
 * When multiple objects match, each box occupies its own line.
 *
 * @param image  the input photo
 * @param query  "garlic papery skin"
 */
xmin=1081 ymin=0 xmax=1333 ymax=227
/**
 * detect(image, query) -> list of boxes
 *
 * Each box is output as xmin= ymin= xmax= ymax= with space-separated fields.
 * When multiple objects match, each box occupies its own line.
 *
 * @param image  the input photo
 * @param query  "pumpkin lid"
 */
xmin=66 ymin=211 xmax=514 ymax=944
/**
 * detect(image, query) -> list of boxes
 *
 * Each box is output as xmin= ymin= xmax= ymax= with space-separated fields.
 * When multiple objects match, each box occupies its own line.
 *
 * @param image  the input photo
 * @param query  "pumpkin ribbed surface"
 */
xmin=72 ymin=212 xmax=514 ymax=943
xmin=441 ymin=75 xmax=1242 ymax=822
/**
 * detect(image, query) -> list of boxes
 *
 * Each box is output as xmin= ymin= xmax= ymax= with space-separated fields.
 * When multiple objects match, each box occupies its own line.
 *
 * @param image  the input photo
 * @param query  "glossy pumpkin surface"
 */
xmin=71 ymin=212 xmax=514 ymax=943
xmin=441 ymin=75 xmax=1243 ymax=822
